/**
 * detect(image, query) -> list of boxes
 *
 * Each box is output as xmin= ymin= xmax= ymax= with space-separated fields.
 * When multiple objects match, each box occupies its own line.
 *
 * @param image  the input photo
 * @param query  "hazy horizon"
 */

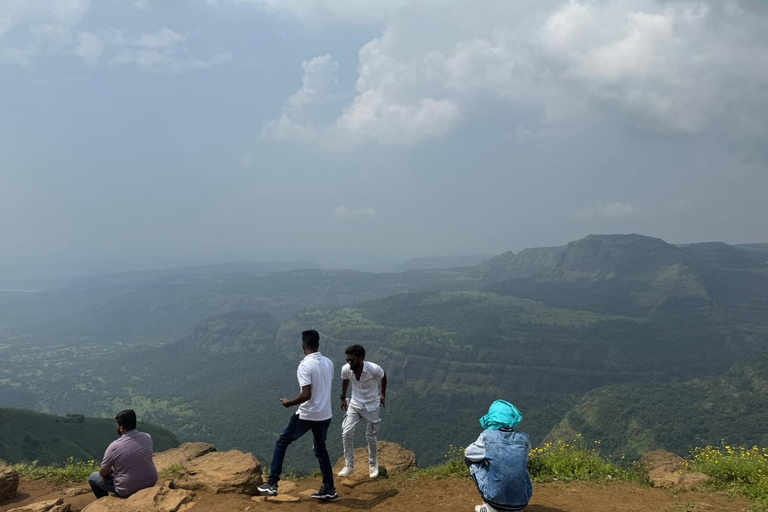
xmin=2 ymin=0 xmax=767 ymax=280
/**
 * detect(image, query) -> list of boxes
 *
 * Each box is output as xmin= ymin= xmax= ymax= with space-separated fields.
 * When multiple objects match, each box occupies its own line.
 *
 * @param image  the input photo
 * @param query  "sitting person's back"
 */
xmin=465 ymin=400 xmax=532 ymax=512
xmin=89 ymin=409 xmax=158 ymax=499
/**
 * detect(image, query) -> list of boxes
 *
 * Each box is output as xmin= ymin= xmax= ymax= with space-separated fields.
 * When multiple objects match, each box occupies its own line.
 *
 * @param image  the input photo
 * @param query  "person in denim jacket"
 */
xmin=465 ymin=400 xmax=533 ymax=512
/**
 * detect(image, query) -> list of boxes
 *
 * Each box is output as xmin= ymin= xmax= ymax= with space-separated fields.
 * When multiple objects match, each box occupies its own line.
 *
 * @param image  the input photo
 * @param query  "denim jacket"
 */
xmin=466 ymin=429 xmax=532 ymax=511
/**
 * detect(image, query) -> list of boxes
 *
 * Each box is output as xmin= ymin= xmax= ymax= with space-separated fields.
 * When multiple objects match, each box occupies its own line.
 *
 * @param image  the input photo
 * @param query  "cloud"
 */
xmin=256 ymin=1 xmax=768 ymax=155
xmin=229 ymin=0 xmax=415 ymax=24
xmin=0 ymin=0 xmax=90 ymax=65
xmin=75 ymin=31 xmax=103 ymax=65
xmin=105 ymin=27 xmax=232 ymax=73
xmin=334 ymin=205 xmax=377 ymax=220
xmin=577 ymin=202 xmax=641 ymax=219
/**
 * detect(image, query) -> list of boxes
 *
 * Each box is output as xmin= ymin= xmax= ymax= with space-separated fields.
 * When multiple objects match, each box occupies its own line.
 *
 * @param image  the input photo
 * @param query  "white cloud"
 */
xmin=75 ymin=32 xmax=103 ymax=65
xmin=256 ymin=1 xmax=768 ymax=154
xmin=577 ymin=202 xmax=641 ymax=219
xmin=231 ymin=0 xmax=415 ymax=24
xmin=334 ymin=205 xmax=377 ymax=220
xmin=105 ymin=27 xmax=232 ymax=73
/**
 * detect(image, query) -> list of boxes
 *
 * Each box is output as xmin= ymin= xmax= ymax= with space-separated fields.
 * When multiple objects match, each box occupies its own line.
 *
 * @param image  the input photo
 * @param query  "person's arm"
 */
xmin=281 ymin=385 xmax=312 ymax=408
xmin=465 ymin=433 xmax=486 ymax=462
xmin=340 ymin=379 xmax=350 ymax=410
xmin=99 ymin=444 xmax=115 ymax=477
xmin=379 ymin=372 xmax=387 ymax=408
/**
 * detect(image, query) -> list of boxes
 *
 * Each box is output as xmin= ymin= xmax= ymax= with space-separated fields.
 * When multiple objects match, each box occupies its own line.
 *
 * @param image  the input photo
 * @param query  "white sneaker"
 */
xmin=475 ymin=503 xmax=498 ymax=512
xmin=369 ymin=462 xmax=379 ymax=479
xmin=338 ymin=466 xmax=354 ymax=478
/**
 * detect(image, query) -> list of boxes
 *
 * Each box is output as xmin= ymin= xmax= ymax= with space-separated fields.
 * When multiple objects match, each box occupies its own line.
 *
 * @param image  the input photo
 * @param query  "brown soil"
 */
xmin=0 ymin=476 xmax=751 ymax=512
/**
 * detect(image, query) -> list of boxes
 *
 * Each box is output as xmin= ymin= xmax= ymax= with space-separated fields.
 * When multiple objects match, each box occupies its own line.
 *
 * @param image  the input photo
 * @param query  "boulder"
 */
xmin=1 ymin=465 xmax=20 ymax=501
xmin=82 ymin=486 xmax=195 ymax=512
xmin=8 ymin=498 xmax=71 ymax=512
xmin=174 ymin=450 xmax=262 ymax=495
xmin=333 ymin=441 xmax=417 ymax=480
xmin=640 ymin=450 xmax=709 ymax=490
xmin=154 ymin=443 xmax=216 ymax=473
xmin=62 ymin=486 xmax=90 ymax=497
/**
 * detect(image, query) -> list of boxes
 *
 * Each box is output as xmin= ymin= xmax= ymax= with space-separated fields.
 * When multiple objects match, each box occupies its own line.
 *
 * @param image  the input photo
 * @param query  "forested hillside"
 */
xmin=0 ymin=409 xmax=178 ymax=465
xmin=1 ymin=234 xmax=766 ymax=471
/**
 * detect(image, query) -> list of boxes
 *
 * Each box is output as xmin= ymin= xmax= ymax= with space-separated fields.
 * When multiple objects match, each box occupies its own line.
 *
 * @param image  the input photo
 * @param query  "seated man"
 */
xmin=88 ymin=409 xmax=158 ymax=499
xmin=465 ymin=400 xmax=532 ymax=512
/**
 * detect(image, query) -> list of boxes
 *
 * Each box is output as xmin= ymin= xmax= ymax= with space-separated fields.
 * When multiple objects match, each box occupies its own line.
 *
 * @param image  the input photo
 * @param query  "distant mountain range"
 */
xmin=0 ymin=233 xmax=766 ymax=471
xmin=395 ymin=255 xmax=492 ymax=272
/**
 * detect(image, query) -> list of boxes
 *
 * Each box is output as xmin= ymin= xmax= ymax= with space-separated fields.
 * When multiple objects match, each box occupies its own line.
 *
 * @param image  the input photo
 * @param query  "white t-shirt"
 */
xmin=297 ymin=352 xmax=334 ymax=421
xmin=341 ymin=361 xmax=385 ymax=412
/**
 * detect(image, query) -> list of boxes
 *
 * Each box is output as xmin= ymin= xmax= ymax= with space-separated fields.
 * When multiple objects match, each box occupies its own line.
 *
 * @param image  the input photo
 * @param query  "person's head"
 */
xmin=115 ymin=409 xmax=137 ymax=436
xmin=345 ymin=344 xmax=366 ymax=370
xmin=301 ymin=329 xmax=320 ymax=354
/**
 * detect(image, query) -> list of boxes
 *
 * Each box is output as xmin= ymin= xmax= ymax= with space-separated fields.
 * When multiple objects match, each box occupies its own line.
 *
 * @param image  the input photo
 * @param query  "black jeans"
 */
xmin=268 ymin=413 xmax=334 ymax=489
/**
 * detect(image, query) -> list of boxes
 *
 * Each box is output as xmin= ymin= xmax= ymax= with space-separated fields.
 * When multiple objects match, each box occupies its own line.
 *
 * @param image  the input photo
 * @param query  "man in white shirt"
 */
xmin=258 ymin=330 xmax=337 ymax=500
xmin=338 ymin=344 xmax=387 ymax=479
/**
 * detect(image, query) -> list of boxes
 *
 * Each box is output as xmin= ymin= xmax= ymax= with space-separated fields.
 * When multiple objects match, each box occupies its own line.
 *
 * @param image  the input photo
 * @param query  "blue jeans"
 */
xmin=89 ymin=471 xmax=117 ymax=499
xmin=268 ymin=413 xmax=334 ymax=489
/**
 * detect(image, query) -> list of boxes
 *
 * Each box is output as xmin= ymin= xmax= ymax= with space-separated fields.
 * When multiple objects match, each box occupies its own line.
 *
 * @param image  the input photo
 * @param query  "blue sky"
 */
xmin=1 ymin=0 xmax=767 ymax=277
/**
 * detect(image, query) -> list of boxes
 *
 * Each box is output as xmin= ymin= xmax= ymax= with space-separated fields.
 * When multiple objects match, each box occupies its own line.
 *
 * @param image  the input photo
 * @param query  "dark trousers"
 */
xmin=88 ymin=471 xmax=117 ymax=499
xmin=268 ymin=413 xmax=334 ymax=489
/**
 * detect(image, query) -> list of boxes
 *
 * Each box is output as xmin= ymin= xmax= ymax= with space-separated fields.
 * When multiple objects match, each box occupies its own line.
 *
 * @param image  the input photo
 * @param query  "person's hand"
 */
xmin=340 ymin=398 xmax=348 ymax=411
xmin=280 ymin=399 xmax=289 ymax=408
xmin=380 ymin=394 xmax=386 ymax=408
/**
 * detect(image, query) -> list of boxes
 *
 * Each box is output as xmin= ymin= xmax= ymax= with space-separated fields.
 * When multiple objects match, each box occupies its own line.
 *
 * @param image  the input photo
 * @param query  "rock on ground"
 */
xmin=173 ymin=450 xmax=262 ymax=495
xmin=640 ymin=450 xmax=709 ymax=490
xmin=154 ymin=443 xmax=216 ymax=473
xmin=8 ymin=498 xmax=71 ymax=512
xmin=82 ymin=486 xmax=195 ymax=512
xmin=333 ymin=441 xmax=418 ymax=481
xmin=1 ymin=466 xmax=20 ymax=501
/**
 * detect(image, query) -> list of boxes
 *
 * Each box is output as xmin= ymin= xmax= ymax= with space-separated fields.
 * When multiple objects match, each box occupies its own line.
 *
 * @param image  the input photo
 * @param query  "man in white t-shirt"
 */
xmin=258 ymin=330 xmax=337 ymax=500
xmin=338 ymin=344 xmax=387 ymax=479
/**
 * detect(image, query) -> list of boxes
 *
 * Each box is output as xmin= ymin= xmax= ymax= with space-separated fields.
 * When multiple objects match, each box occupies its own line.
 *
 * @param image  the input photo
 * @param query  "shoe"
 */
xmin=475 ymin=503 xmax=498 ymax=512
xmin=338 ymin=466 xmax=354 ymax=477
xmin=369 ymin=462 xmax=379 ymax=479
xmin=311 ymin=487 xmax=338 ymax=500
xmin=257 ymin=482 xmax=278 ymax=496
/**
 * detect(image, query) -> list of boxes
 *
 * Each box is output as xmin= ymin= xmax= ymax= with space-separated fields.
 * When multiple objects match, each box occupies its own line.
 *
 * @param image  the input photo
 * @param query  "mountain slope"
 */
xmin=0 ymin=409 xmax=179 ymax=465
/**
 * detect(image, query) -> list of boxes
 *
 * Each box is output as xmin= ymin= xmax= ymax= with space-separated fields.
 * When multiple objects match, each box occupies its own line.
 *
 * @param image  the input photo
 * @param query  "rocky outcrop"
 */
xmin=82 ymin=486 xmax=195 ymax=512
xmin=153 ymin=442 xmax=216 ymax=473
xmin=1 ymin=465 xmax=20 ymax=501
xmin=333 ymin=441 xmax=417 ymax=482
xmin=641 ymin=450 xmax=709 ymax=490
xmin=173 ymin=450 xmax=262 ymax=495
xmin=8 ymin=498 xmax=71 ymax=512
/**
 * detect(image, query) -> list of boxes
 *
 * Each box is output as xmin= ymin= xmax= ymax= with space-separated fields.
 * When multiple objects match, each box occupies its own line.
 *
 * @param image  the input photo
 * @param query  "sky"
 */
xmin=1 ymin=0 xmax=767 ymax=277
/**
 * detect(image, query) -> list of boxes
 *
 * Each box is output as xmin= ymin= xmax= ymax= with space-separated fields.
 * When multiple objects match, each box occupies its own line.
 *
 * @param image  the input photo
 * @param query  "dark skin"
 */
xmin=340 ymin=353 xmax=387 ymax=411
xmin=100 ymin=423 xmax=133 ymax=477
xmin=280 ymin=341 xmax=314 ymax=408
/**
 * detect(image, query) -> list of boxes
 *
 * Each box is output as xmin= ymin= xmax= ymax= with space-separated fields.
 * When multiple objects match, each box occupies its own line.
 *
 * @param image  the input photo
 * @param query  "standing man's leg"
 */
xmin=364 ymin=406 xmax=382 ymax=477
xmin=268 ymin=413 xmax=311 ymax=486
xmin=341 ymin=406 xmax=363 ymax=470
xmin=310 ymin=418 xmax=335 ymax=494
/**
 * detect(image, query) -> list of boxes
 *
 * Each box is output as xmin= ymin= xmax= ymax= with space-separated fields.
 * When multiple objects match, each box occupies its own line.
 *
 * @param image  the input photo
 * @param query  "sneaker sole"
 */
xmin=312 ymin=494 xmax=339 ymax=500
xmin=258 ymin=489 xmax=278 ymax=496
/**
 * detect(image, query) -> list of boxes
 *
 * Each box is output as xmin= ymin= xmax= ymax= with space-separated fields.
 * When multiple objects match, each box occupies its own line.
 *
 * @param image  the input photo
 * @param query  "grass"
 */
xmin=8 ymin=456 xmax=100 ymax=483
xmin=415 ymin=435 xmax=649 ymax=485
xmin=688 ymin=443 xmax=768 ymax=510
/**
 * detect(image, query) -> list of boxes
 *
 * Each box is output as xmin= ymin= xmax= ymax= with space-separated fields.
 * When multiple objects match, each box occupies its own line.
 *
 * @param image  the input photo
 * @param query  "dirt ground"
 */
xmin=0 ymin=476 xmax=752 ymax=512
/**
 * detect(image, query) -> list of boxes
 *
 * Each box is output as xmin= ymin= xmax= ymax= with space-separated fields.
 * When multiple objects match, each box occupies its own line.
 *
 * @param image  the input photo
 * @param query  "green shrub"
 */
xmin=12 ymin=457 xmax=100 ymax=483
xmin=689 ymin=444 xmax=768 ymax=510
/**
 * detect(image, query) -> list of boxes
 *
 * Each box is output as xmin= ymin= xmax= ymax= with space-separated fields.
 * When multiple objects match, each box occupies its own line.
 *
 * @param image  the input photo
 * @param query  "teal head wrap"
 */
xmin=479 ymin=400 xmax=522 ymax=430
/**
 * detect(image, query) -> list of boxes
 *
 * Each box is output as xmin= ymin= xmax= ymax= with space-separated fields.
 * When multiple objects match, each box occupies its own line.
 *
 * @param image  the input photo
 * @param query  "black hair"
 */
xmin=115 ymin=409 xmax=137 ymax=431
xmin=344 ymin=344 xmax=365 ymax=359
xmin=302 ymin=329 xmax=320 ymax=351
